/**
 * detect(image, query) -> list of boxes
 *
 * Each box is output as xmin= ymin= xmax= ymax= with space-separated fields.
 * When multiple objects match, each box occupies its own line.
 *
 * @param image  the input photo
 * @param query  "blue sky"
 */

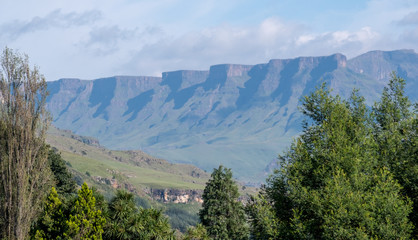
xmin=1 ymin=0 xmax=418 ymax=80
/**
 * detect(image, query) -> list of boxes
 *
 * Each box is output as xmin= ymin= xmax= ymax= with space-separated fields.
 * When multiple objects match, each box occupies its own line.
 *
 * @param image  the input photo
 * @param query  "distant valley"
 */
xmin=46 ymin=49 xmax=418 ymax=182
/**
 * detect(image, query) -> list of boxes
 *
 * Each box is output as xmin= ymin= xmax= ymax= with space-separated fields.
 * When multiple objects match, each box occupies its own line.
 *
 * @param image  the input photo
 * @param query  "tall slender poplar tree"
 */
xmin=0 ymin=48 xmax=52 ymax=240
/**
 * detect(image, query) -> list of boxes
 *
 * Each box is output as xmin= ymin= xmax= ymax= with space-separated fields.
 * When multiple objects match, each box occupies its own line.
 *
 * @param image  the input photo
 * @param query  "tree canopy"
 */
xmin=255 ymin=75 xmax=416 ymax=239
xmin=33 ymin=183 xmax=106 ymax=240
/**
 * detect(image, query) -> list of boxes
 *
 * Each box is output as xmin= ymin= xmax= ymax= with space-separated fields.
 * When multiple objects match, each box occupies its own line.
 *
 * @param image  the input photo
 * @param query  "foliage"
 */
xmin=32 ymin=186 xmax=176 ymax=240
xmin=262 ymin=78 xmax=414 ymax=239
xmin=31 ymin=183 xmax=105 ymax=240
xmin=103 ymin=190 xmax=175 ymax=240
xmin=48 ymin=149 xmax=77 ymax=196
xmin=65 ymin=182 xmax=106 ymax=240
xmin=103 ymin=190 xmax=139 ymax=240
xmin=91 ymin=187 xmax=109 ymax=217
xmin=199 ymin=165 xmax=249 ymax=240
xmin=372 ymin=73 xmax=418 ymax=236
xmin=245 ymin=194 xmax=280 ymax=240
xmin=31 ymin=187 xmax=67 ymax=240
xmin=0 ymin=47 xmax=52 ymax=240
xmin=183 ymin=224 xmax=210 ymax=240
xmin=136 ymin=208 xmax=175 ymax=240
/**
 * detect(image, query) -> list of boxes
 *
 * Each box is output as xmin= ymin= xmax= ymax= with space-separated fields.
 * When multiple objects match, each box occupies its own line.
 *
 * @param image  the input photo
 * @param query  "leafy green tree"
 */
xmin=245 ymin=194 xmax=280 ymax=240
xmin=314 ymin=167 xmax=411 ymax=239
xmin=0 ymin=47 xmax=52 ymax=240
xmin=65 ymin=182 xmax=106 ymax=240
xmin=199 ymin=165 xmax=249 ymax=240
xmin=373 ymin=73 xmax=418 ymax=236
xmin=264 ymin=83 xmax=413 ymax=239
xmin=183 ymin=224 xmax=210 ymax=240
xmin=48 ymin=149 xmax=77 ymax=196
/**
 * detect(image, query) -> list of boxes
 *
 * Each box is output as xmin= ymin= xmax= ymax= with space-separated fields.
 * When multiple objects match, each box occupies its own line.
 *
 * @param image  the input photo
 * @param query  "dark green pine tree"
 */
xmin=48 ymin=149 xmax=77 ymax=196
xmin=199 ymin=165 xmax=249 ymax=240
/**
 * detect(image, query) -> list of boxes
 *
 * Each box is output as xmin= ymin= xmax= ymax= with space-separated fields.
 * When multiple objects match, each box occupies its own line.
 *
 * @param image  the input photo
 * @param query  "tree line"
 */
xmin=0 ymin=48 xmax=417 ymax=239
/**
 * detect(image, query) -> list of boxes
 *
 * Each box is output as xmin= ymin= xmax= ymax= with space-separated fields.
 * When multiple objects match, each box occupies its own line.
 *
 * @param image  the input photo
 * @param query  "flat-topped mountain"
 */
xmin=46 ymin=50 xmax=418 ymax=182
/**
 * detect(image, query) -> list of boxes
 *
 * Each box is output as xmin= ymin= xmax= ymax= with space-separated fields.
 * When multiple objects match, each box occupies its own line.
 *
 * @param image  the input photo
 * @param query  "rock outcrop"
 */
xmin=150 ymin=189 xmax=203 ymax=203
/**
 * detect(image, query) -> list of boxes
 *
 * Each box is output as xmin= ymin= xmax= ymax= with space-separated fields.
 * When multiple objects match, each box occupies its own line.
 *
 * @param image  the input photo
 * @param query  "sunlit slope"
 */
xmin=46 ymin=126 xmax=209 ymax=190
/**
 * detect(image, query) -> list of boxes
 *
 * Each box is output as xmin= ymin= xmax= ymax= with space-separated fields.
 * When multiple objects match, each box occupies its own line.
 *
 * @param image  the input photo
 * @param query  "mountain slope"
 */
xmin=46 ymin=50 xmax=418 ymax=182
xmin=46 ymin=126 xmax=209 ymax=192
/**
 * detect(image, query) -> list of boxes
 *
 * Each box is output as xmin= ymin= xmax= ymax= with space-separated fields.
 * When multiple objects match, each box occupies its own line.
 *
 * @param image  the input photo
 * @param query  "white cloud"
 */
xmin=122 ymin=18 xmax=382 ymax=76
xmin=1 ymin=0 xmax=418 ymax=80
xmin=0 ymin=9 xmax=101 ymax=41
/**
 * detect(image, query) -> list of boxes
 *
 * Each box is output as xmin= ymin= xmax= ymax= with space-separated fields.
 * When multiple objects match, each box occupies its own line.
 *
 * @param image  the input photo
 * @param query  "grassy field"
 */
xmin=46 ymin=126 xmax=209 ymax=192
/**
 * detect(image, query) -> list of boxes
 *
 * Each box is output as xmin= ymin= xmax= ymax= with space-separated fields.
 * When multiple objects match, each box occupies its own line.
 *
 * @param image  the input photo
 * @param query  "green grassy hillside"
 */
xmin=46 ymin=126 xmax=210 ymax=193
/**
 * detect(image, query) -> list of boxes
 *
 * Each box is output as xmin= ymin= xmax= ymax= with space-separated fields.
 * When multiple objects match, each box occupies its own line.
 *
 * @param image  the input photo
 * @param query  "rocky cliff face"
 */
xmin=151 ymin=189 xmax=203 ymax=203
xmin=46 ymin=50 xmax=418 ymax=182
xmin=347 ymin=49 xmax=418 ymax=99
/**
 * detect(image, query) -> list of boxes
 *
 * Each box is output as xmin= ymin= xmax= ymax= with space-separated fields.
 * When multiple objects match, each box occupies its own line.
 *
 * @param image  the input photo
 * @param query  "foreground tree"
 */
xmin=104 ymin=190 xmax=140 ymax=240
xmin=136 ymin=208 xmax=175 ymax=240
xmin=104 ymin=190 xmax=175 ymax=240
xmin=65 ymin=183 xmax=106 ymax=239
xmin=183 ymin=224 xmax=210 ymax=240
xmin=373 ymin=73 xmax=418 ymax=236
xmin=31 ymin=187 xmax=67 ymax=240
xmin=263 ymin=81 xmax=413 ymax=239
xmin=245 ymin=194 xmax=280 ymax=240
xmin=0 ymin=48 xmax=52 ymax=239
xmin=32 ymin=183 xmax=105 ymax=239
xmin=199 ymin=165 xmax=249 ymax=240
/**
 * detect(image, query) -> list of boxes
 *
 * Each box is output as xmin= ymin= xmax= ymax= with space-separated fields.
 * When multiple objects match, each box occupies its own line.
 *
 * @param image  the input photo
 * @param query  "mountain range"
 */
xmin=46 ymin=49 xmax=418 ymax=183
